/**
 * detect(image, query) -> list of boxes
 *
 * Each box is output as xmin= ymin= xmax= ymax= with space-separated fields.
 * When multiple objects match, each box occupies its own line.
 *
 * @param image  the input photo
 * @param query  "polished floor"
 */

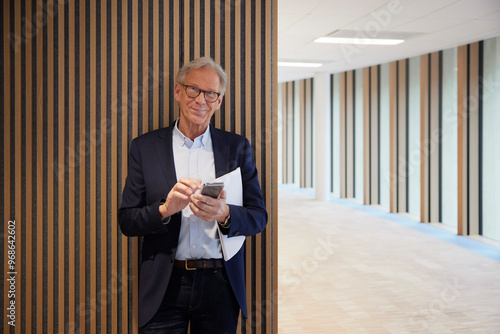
xmin=277 ymin=186 xmax=500 ymax=334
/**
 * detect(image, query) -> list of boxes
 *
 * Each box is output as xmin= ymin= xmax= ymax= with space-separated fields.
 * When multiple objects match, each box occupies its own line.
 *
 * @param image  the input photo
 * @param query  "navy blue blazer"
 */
xmin=118 ymin=124 xmax=268 ymax=327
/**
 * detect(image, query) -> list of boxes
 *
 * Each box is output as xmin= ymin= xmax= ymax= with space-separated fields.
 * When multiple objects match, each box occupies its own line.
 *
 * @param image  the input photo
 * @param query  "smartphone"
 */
xmin=200 ymin=182 xmax=224 ymax=198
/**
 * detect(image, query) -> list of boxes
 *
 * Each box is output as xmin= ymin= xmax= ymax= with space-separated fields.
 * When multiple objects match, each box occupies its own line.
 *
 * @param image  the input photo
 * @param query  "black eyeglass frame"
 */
xmin=180 ymin=84 xmax=221 ymax=103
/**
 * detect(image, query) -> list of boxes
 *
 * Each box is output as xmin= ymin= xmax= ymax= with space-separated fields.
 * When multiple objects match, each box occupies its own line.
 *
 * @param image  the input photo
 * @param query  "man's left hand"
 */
xmin=190 ymin=189 xmax=230 ymax=223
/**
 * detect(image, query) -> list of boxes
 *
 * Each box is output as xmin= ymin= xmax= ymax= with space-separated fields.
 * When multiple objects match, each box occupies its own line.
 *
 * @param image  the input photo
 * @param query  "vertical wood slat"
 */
xmin=370 ymin=66 xmax=379 ymax=205
xmin=270 ymin=0 xmax=279 ymax=329
xmin=363 ymin=67 xmax=370 ymax=204
xmin=299 ymin=80 xmax=305 ymax=187
xmin=245 ymin=0 xmax=251 ymax=144
xmin=132 ymin=0 xmax=139 ymax=138
xmin=282 ymin=83 xmax=287 ymax=182
xmin=194 ymin=0 xmax=200 ymax=59
xmin=78 ymin=0 xmax=87 ymax=331
xmin=47 ymin=0 xmax=55 ymax=331
xmin=339 ymin=72 xmax=346 ymax=198
xmin=389 ymin=61 xmax=397 ymax=213
xmin=429 ymin=52 xmax=440 ymax=223
xmin=468 ymin=42 xmax=480 ymax=235
xmin=184 ymin=0 xmax=190 ymax=65
xmin=204 ymin=0 xmax=210 ymax=58
xmin=153 ymin=0 xmax=159 ymax=130
xmin=457 ymin=45 xmax=468 ymax=235
xmin=270 ymin=0 xmax=279 ymax=330
xmin=163 ymin=0 xmax=170 ymax=127
xmin=420 ymin=54 xmax=430 ymax=223
xmin=99 ymin=0 xmax=108 ymax=330
xmin=110 ymin=0 xmax=118 ymax=329
xmin=242 ymin=0 xmax=250 ymax=329
xmin=287 ymin=82 xmax=294 ymax=184
xmin=14 ymin=1 xmax=23 ymax=331
xmin=142 ymin=0 xmax=149 ymax=134
xmin=397 ymin=60 xmax=408 ymax=213
xmin=305 ymin=79 xmax=313 ymax=188
xmin=36 ymin=0 xmax=44 ymax=331
xmin=255 ymin=0 xmax=264 ymax=328
xmin=223 ymin=0 xmax=230 ymax=131
xmin=68 ymin=0 xmax=76 ymax=329
xmin=2 ymin=1 xmax=277 ymax=333
xmin=345 ymin=71 xmax=354 ymax=198
xmin=57 ymin=0 xmax=66 ymax=332
xmin=3 ymin=1 xmax=11 ymax=334
xmin=213 ymin=1 xmax=221 ymax=128
xmin=25 ymin=0 xmax=34 ymax=330
xmin=235 ymin=1 xmax=241 ymax=135
xmin=122 ymin=0 xmax=131 ymax=332
xmin=173 ymin=1 xmax=179 ymax=121
xmin=89 ymin=1 xmax=97 ymax=332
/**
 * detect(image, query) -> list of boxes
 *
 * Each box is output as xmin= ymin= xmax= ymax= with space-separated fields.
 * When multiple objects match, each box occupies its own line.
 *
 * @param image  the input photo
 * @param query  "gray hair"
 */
xmin=175 ymin=57 xmax=228 ymax=94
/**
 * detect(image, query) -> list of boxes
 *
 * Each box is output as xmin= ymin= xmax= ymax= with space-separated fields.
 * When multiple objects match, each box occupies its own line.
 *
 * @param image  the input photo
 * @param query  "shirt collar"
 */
xmin=173 ymin=118 xmax=210 ymax=148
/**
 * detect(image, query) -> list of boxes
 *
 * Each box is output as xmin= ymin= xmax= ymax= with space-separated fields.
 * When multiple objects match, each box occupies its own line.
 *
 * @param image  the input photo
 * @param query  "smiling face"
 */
xmin=174 ymin=67 xmax=223 ymax=139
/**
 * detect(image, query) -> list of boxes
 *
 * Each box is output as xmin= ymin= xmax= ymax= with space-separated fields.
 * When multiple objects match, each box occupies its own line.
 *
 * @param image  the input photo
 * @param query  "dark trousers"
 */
xmin=141 ymin=265 xmax=240 ymax=334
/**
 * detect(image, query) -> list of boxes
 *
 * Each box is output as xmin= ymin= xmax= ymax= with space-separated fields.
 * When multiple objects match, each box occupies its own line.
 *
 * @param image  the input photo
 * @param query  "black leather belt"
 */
xmin=174 ymin=258 xmax=224 ymax=270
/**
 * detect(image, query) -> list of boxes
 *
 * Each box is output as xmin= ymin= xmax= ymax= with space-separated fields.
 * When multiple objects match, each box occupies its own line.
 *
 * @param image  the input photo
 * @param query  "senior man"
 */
xmin=118 ymin=57 xmax=268 ymax=333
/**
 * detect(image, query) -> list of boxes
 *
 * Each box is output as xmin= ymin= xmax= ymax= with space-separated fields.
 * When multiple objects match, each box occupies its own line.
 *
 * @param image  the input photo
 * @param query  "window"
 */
xmin=441 ymin=48 xmax=458 ymax=229
xmin=482 ymin=36 xmax=500 ymax=242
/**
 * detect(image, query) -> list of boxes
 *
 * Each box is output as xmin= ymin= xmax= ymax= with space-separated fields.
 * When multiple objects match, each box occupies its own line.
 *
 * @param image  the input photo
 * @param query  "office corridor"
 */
xmin=277 ymin=186 xmax=500 ymax=333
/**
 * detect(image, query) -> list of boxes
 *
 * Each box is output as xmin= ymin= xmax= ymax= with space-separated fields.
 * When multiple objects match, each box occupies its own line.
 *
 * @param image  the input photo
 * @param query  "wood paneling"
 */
xmin=430 ymin=52 xmax=441 ymax=223
xmin=363 ymin=66 xmax=380 ymax=205
xmin=457 ymin=45 xmax=468 ymax=236
xmin=390 ymin=60 xmax=409 ymax=213
xmin=457 ymin=42 xmax=482 ymax=236
xmin=363 ymin=68 xmax=370 ymax=204
xmin=305 ymin=79 xmax=313 ymax=189
xmin=345 ymin=71 xmax=355 ymax=198
xmin=0 ymin=0 xmax=278 ymax=333
xmin=420 ymin=52 xmax=442 ymax=223
xmin=281 ymin=78 xmax=313 ymax=189
xmin=339 ymin=72 xmax=347 ymax=198
xmin=397 ymin=60 xmax=408 ymax=213
xmin=370 ymin=66 xmax=380 ymax=205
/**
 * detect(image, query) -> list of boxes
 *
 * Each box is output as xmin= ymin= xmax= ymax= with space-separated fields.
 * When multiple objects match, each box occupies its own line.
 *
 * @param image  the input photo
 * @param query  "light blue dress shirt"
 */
xmin=171 ymin=121 xmax=223 ymax=260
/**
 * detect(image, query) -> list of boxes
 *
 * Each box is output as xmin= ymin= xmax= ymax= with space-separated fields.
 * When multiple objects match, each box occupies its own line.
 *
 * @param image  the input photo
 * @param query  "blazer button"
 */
xmin=169 ymin=257 xmax=174 ymax=263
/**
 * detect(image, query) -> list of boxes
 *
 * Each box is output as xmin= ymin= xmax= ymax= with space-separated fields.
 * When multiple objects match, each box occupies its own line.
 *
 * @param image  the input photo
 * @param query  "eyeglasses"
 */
xmin=181 ymin=84 xmax=221 ymax=103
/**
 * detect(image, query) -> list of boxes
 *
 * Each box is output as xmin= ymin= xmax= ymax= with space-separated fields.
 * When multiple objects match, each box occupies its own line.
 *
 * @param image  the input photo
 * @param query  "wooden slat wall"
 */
xmin=363 ymin=66 xmax=380 ymax=205
xmin=297 ymin=79 xmax=313 ymax=188
xmin=280 ymin=78 xmax=314 ymax=188
xmin=457 ymin=42 xmax=482 ymax=236
xmin=278 ymin=39 xmax=494 ymax=240
xmin=282 ymin=81 xmax=294 ymax=184
xmin=304 ymin=79 xmax=313 ymax=189
xmin=389 ymin=60 xmax=409 ymax=213
xmin=420 ymin=52 xmax=442 ymax=223
xmin=0 ymin=0 xmax=278 ymax=333
xmin=337 ymin=71 xmax=356 ymax=198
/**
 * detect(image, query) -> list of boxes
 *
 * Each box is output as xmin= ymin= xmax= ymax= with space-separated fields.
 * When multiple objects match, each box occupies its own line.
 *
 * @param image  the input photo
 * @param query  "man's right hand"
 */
xmin=159 ymin=178 xmax=202 ymax=220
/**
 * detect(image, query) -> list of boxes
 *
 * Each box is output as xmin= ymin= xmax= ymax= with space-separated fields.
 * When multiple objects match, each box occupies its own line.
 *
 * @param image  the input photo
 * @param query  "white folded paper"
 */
xmin=212 ymin=167 xmax=245 ymax=261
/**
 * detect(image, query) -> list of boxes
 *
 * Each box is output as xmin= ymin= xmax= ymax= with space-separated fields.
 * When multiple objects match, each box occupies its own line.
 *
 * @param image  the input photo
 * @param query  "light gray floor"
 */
xmin=278 ymin=187 xmax=500 ymax=333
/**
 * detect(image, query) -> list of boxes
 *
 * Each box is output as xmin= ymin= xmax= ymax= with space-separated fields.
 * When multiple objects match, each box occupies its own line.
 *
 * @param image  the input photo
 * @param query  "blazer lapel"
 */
xmin=155 ymin=126 xmax=178 ymax=190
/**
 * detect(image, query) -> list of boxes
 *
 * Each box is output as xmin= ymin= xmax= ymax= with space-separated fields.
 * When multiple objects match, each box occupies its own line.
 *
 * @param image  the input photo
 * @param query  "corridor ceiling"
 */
xmin=278 ymin=0 xmax=500 ymax=82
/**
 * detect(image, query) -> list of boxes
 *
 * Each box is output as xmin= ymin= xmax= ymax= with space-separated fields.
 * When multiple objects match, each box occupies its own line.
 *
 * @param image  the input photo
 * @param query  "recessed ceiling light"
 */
xmin=278 ymin=62 xmax=323 ymax=68
xmin=314 ymin=37 xmax=404 ymax=45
